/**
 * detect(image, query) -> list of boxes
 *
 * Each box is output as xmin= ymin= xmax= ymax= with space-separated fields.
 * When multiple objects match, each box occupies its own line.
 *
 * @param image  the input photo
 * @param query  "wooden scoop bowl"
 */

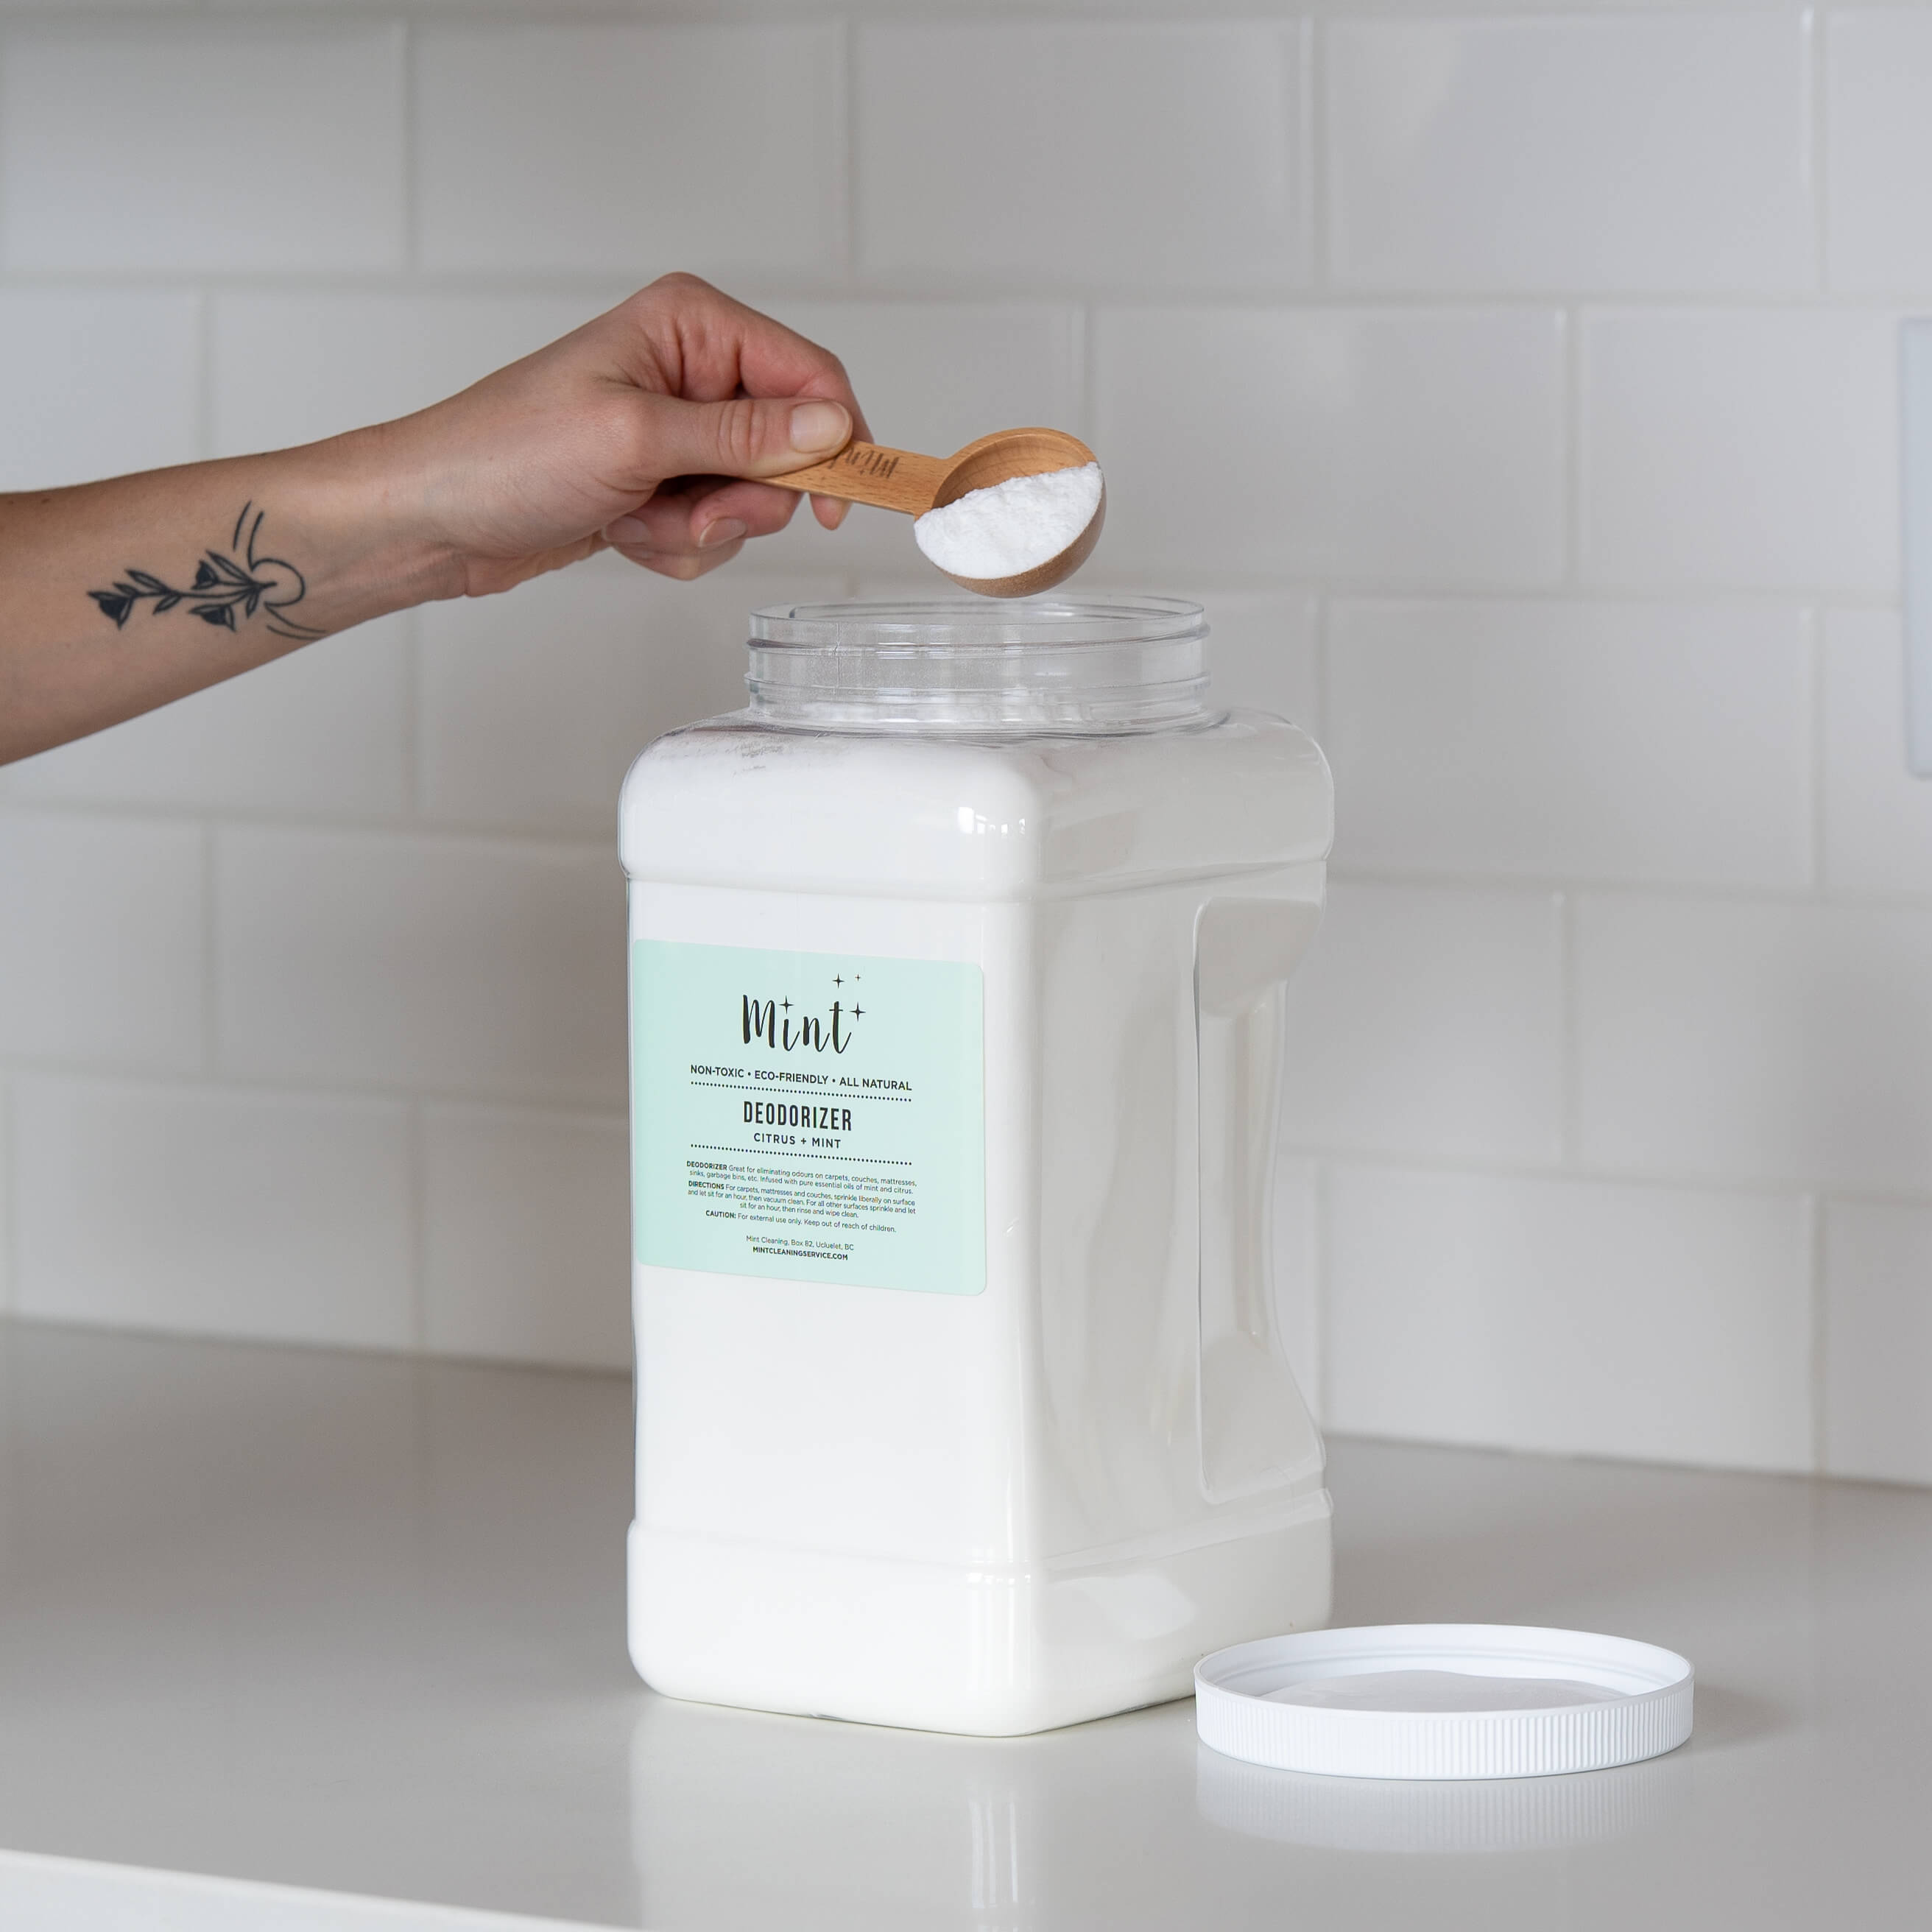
xmin=769 ymin=426 xmax=1104 ymax=597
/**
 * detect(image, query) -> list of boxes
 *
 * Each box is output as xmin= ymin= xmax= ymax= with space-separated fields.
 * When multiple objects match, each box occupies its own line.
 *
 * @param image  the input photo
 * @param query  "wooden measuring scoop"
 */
xmin=769 ymin=427 xmax=1104 ymax=598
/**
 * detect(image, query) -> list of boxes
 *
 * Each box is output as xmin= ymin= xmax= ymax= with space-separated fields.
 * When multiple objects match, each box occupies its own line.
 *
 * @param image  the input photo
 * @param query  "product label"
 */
xmin=632 ymin=939 xmax=986 ymax=1295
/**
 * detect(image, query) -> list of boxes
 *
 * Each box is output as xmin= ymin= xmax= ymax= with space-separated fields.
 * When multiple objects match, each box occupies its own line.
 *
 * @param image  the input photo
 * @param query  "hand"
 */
xmin=0 ymin=274 xmax=865 ymax=764
xmin=395 ymin=272 xmax=871 ymax=593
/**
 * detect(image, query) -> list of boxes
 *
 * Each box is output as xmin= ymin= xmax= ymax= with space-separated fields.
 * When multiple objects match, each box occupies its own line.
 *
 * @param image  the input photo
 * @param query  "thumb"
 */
xmin=640 ymin=392 xmax=851 ymax=482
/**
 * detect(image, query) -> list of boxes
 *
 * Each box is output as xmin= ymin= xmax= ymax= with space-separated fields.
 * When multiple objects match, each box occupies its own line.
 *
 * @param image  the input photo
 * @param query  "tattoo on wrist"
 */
xmin=88 ymin=504 xmax=325 ymax=641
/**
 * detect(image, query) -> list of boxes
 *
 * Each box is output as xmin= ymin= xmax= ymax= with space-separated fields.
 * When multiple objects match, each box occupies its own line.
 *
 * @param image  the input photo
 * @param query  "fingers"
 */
xmin=583 ymin=277 xmax=875 ymax=544
xmin=602 ymin=475 xmax=800 ymax=557
xmin=679 ymin=477 xmax=808 ymax=540
xmin=614 ymin=278 xmax=875 ymax=511
xmin=611 ymin=535 xmax=745 ymax=583
xmin=636 ymin=274 xmax=872 ymax=436
xmin=635 ymin=389 xmax=852 ymax=486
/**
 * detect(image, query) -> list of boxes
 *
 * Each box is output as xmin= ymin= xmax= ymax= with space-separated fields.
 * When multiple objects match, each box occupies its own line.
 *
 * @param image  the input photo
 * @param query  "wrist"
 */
xmin=267 ymin=421 xmax=469 ymax=628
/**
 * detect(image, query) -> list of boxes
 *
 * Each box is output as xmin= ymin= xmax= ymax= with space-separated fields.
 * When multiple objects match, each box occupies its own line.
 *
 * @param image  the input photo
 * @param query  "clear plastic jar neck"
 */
xmin=744 ymin=597 xmax=1212 ymax=737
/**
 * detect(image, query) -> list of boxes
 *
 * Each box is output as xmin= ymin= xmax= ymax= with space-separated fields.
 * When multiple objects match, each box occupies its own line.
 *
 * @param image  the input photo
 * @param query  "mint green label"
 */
xmin=632 ymin=940 xmax=986 ymax=1295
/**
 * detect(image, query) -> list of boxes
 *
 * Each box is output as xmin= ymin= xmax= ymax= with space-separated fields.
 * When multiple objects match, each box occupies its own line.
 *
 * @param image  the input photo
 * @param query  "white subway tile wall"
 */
xmin=3 ymin=617 xmax=411 ymax=818
xmin=414 ymin=25 xmax=846 ymax=280
xmin=1575 ymin=895 xmax=1932 ymax=1194
xmin=12 ymin=1076 xmax=414 ymax=1351
xmin=1272 ymin=1157 xmax=1322 ymax=1425
xmin=215 ymin=827 xmax=626 ymax=1106
xmin=0 ymin=24 xmax=406 ymax=273
xmin=856 ymin=24 xmax=1308 ymax=290
xmin=1093 ymin=306 xmax=1567 ymax=582
xmin=1186 ymin=590 xmax=1320 ymax=729
xmin=416 ymin=561 xmax=830 ymax=835
xmin=1326 ymin=599 xmax=1814 ymax=887
xmin=1326 ymin=1166 xmax=1814 ymax=1473
xmin=0 ymin=292 xmax=201 ymax=490
xmin=213 ymin=292 xmax=604 ymax=457
xmin=421 ymin=1105 xmax=632 ymax=1369
xmin=0 ymin=3 xmax=1928 ymax=1482
xmin=1326 ymin=15 xmax=1811 ymax=295
xmin=1280 ymin=882 xmax=1565 ymax=1166
xmin=1578 ymin=309 xmax=1898 ymax=593
xmin=1822 ymin=1199 xmax=1932 ymax=1484
xmin=1825 ymin=12 xmax=1932 ymax=296
xmin=0 ymin=814 xmax=205 ymax=1073
xmin=1822 ymin=609 xmax=1932 ymax=895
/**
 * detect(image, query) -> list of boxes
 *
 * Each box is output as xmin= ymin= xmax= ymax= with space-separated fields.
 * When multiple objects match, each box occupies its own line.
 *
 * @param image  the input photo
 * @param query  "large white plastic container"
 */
xmin=620 ymin=597 xmax=1333 ymax=1736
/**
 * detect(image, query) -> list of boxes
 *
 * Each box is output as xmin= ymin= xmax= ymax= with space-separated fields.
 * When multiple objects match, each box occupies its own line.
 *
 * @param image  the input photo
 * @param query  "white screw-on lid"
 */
xmin=1195 ymin=1624 xmax=1693 ymax=1780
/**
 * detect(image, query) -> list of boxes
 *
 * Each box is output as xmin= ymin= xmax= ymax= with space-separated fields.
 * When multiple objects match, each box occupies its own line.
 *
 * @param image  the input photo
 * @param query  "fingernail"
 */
xmin=697 ymin=517 xmax=748 ymax=549
xmin=789 ymin=401 xmax=850 ymax=454
xmin=604 ymin=515 xmax=651 ymax=545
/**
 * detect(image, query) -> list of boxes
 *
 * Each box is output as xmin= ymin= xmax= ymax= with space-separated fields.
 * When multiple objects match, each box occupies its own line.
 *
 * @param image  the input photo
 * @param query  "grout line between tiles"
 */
xmin=11 ymin=1032 xmax=1917 ymax=1213
xmin=13 ymin=1 xmax=1909 ymax=21
xmin=838 ymin=15 xmax=858 ymax=291
xmin=0 ymin=1073 xmax=13 ymax=1318
xmin=1810 ymin=1190 xmax=1829 ymax=1474
xmin=1557 ymin=888 xmax=1579 ymax=1168
xmin=0 ymin=1305 xmax=625 ymax=1381
xmin=7 ymin=827 xmax=1928 ymax=913
xmin=407 ymin=1098 xmax=429 ymax=1354
xmin=400 ymin=15 xmax=420 ymax=278
xmin=192 ymin=286 xmax=215 ymax=462
xmin=1073 ymin=302 xmax=1094 ymax=445
xmin=1562 ymin=305 xmax=1582 ymax=586
xmin=8 ymin=805 xmax=1932 ymax=912
xmin=1328 ymin=866 xmax=1932 ymax=909
xmin=0 ymin=794 xmax=621 ymax=856
xmin=1808 ymin=5 xmax=1830 ymax=295
xmin=401 ymin=608 xmax=425 ymax=819
xmin=1805 ymin=604 xmax=1826 ymax=891
xmin=1311 ymin=587 xmax=1331 ymax=743
xmin=13 ymin=264 xmax=1932 ymax=312
xmin=0 ymin=1052 xmax=630 ymax=1123
xmin=200 ymin=822 xmax=219 ymax=1077
xmin=1311 ymin=1158 xmax=1330 ymax=1428
xmin=1300 ymin=1146 xmax=1932 ymax=1210
xmin=1301 ymin=15 xmax=1324 ymax=290
xmin=1322 ymin=1425 xmax=1819 ymax=1487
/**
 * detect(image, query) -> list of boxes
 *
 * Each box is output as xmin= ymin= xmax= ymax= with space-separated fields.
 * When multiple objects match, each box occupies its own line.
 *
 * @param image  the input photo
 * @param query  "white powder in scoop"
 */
xmin=913 ymin=462 xmax=1102 ymax=581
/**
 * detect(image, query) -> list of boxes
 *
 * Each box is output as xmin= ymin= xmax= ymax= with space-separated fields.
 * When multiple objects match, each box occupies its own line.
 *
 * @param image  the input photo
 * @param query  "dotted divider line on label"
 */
xmin=688 ymin=1145 xmax=915 ymax=1167
xmin=687 ymin=1082 xmax=914 ymax=1102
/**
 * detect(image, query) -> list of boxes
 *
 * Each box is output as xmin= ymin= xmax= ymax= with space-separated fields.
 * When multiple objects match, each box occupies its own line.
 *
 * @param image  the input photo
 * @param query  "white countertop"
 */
xmin=0 ymin=1319 xmax=1925 ymax=1930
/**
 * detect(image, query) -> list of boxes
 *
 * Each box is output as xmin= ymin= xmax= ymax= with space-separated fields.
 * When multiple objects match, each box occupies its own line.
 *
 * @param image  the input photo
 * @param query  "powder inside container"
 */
xmin=914 ymin=463 xmax=1103 ymax=582
xmin=1263 ymin=1669 xmax=1623 ymax=1714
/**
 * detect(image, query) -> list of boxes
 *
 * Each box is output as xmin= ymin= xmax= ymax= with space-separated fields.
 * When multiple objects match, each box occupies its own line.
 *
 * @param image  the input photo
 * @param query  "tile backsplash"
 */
xmin=2 ymin=2 xmax=1929 ymax=1488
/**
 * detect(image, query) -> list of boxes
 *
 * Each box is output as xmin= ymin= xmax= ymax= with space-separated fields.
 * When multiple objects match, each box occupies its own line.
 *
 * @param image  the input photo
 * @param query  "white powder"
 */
xmin=913 ymin=462 xmax=1103 ymax=579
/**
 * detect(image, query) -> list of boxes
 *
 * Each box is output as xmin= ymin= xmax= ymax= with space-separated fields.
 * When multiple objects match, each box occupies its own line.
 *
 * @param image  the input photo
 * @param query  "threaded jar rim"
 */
xmin=744 ymin=596 xmax=1213 ymax=737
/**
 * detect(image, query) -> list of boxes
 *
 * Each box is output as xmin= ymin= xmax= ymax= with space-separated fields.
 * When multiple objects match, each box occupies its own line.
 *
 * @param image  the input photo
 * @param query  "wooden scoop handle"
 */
xmin=766 ymin=441 xmax=949 ymax=517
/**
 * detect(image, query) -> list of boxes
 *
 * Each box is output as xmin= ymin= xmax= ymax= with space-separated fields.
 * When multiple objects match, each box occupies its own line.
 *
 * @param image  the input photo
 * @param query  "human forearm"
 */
xmin=0 ymin=277 xmax=865 ymax=768
xmin=0 ymin=426 xmax=458 ymax=765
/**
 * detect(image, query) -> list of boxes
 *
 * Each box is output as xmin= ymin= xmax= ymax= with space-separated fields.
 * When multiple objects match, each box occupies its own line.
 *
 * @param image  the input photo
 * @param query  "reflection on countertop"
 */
xmin=0 ymin=1319 xmax=1925 ymax=1930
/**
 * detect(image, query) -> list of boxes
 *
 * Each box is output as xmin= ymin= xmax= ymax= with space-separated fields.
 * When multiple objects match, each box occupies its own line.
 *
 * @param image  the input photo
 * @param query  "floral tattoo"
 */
xmin=89 ymin=504 xmax=324 ymax=641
